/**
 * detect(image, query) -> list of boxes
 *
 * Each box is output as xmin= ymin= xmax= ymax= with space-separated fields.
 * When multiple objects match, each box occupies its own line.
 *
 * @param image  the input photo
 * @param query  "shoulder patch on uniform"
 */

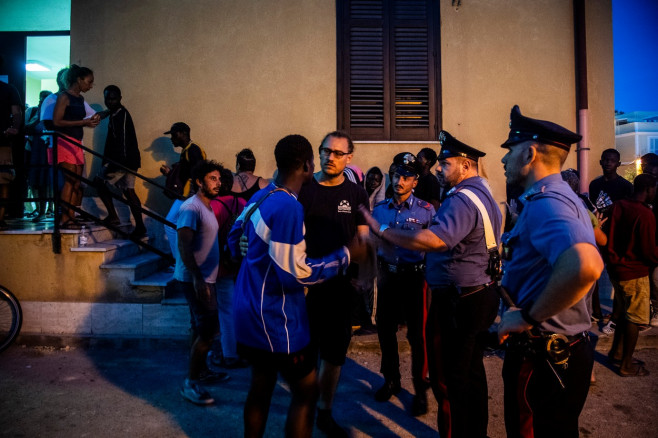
xmin=416 ymin=199 xmax=432 ymax=210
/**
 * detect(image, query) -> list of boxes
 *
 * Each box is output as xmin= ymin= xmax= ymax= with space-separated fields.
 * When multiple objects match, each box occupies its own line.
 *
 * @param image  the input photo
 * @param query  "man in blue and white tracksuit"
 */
xmin=228 ymin=134 xmax=354 ymax=438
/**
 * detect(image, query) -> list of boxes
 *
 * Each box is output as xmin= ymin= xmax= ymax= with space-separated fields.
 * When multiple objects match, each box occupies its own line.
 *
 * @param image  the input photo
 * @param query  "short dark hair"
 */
xmin=641 ymin=153 xmax=658 ymax=168
xmin=191 ymin=160 xmax=224 ymax=188
xmin=67 ymin=64 xmax=93 ymax=87
xmin=104 ymin=84 xmax=121 ymax=96
xmin=366 ymin=167 xmax=383 ymax=178
xmin=218 ymin=167 xmax=234 ymax=196
xmin=634 ymin=173 xmax=657 ymax=194
xmin=236 ymin=148 xmax=256 ymax=172
xmin=601 ymin=148 xmax=620 ymax=160
xmin=320 ymin=131 xmax=354 ymax=154
xmin=275 ymin=135 xmax=313 ymax=175
xmin=418 ymin=147 xmax=438 ymax=167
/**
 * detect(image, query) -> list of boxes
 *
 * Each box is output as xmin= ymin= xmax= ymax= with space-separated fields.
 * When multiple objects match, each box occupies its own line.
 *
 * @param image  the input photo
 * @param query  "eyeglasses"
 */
xmin=319 ymin=147 xmax=349 ymax=158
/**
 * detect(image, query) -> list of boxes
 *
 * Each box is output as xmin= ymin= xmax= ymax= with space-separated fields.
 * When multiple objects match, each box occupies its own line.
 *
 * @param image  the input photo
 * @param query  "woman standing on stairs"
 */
xmin=52 ymin=65 xmax=100 ymax=229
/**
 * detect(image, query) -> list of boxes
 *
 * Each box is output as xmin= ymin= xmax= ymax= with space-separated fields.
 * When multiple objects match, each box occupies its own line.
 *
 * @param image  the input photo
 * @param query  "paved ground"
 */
xmin=1 ymin=335 xmax=657 ymax=438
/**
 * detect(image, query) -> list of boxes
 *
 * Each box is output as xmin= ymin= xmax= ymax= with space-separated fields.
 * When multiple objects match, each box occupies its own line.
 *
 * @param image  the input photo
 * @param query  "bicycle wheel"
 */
xmin=0 ymin=285 xmax=22 ymax=352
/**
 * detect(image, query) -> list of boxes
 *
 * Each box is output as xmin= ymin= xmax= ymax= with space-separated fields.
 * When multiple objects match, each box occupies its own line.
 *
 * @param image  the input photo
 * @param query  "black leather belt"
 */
xmin=378 ymin=261 xmax=425 ymax=274
xmin=456 ymin=282 xmax=494 ymax=297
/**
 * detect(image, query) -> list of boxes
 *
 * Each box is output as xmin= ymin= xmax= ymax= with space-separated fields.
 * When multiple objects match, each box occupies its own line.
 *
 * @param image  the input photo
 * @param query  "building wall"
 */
xmin=71 ymin=0 xmax=614 ymax=213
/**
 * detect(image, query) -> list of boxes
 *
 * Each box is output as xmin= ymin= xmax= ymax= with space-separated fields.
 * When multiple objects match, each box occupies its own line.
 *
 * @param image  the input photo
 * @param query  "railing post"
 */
xmin=51 ymin=132 xmax=61 ymax=254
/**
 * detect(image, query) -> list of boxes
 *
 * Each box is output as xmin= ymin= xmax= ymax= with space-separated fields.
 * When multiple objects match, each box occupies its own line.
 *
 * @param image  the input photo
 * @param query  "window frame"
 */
xmin=336 ymin=0 xmax=441 ymax=141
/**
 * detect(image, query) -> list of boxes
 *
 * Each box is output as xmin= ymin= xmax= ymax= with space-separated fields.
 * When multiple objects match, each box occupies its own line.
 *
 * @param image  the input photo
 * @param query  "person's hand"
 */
xmin=594 ymin=210 xmax=608 ymax=229
xmin=357 ymin=204 xmax=380 ymax=234
xmin=505 ymin=199 xmax=520 ymax=226
xmin=84 ymin=116 xmax=100 ymax=128
xmin=347 ymin=233 xmax=369 ymax=264
xmin=160 ymin=164 xmax=171 ymax=176
xmin=497 ymin=307 xmax=532 ymax=344
xmin=192 ymin=275 xmax=211 ymax=302
xmin=3 ymin=127 xmax=18 ymax=136
xmin=239 ymin=234 xmax=249 ymax=257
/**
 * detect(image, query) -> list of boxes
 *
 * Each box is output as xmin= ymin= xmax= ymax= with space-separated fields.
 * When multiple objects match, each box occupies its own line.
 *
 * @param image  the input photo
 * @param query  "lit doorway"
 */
xmin=25 ymin=35 xmax=70 ymax=106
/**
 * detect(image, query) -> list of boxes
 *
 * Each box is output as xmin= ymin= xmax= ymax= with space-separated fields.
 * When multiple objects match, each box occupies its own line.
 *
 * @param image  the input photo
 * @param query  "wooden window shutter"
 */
xmin=338 ymin=0 xmax=439 ymax=141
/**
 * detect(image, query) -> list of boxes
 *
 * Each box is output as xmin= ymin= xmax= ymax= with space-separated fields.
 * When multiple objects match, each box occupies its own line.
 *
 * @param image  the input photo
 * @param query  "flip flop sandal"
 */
xmin=608 ymin=355 xmax=645 ymax=366
xmin=619 ymin=365 xmax=650 ymax=377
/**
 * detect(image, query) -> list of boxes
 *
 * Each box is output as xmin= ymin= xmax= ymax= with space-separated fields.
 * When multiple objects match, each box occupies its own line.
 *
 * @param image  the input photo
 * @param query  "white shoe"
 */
xmin=602 ymin=321 xmax=616 ymax=335
xmin=180 ymin=379 xmax=214 ymax=405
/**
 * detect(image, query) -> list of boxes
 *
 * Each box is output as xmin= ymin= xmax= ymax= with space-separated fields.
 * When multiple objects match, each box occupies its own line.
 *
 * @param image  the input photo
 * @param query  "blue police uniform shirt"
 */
xmin=372 ymin=193 xmax=435 ymax=264
xmin=426 ymin=176 xmax=502 ymax=289
xmin=501 ymin=173 xmax=596 ymax=335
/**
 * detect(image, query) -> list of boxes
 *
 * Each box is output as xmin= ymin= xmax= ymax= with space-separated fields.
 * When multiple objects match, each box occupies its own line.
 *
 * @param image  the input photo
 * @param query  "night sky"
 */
xmin=613 ymin=0 xmax=658 ymax=112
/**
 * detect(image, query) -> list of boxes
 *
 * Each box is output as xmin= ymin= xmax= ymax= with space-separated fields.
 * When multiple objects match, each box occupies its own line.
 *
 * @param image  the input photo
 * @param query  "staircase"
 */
xmin=0 ymin=210 xmax=189 ymax=340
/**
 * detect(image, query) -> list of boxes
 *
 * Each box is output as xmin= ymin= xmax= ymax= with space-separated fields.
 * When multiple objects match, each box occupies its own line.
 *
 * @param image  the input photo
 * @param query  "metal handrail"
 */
xmin=35 ymin=131 xmax=176 ymax=263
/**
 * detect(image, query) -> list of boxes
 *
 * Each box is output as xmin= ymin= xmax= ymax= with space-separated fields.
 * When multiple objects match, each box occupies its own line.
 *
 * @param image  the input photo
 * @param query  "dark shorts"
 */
xmin=179 ymin=280 xmax=219 ymax=341
xmin=238 ymin=342 xmax=316 ymax=381
xmin=306 ymin=276 xmax=355 ymax=366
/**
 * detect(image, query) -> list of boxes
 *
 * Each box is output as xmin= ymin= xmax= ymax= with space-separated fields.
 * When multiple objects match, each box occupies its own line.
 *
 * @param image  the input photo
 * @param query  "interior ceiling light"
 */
xmin=25 ymin=60 xmax=50 ymax=72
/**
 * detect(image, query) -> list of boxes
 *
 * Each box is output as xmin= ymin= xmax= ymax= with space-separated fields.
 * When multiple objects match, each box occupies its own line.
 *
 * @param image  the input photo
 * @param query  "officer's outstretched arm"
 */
xmin=358 ymin=205 xmax=447 ymax=252
xmin=498 ymin=242 xmax=603 ymax=342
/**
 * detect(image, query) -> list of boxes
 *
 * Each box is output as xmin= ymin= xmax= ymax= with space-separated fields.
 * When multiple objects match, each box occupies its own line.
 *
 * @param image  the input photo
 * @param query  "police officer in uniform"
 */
xmin=372 ymin=153 xmax=435 ymax=416
xmin=498 ymin=105 xmax=604 ymax=438
xmin=361 ymin=131 xmax=502 ymax=437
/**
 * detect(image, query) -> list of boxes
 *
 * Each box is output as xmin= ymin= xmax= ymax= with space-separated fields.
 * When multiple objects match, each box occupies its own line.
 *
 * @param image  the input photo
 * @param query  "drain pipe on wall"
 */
xmin=574 ymin=0 xmax=590 ymax=193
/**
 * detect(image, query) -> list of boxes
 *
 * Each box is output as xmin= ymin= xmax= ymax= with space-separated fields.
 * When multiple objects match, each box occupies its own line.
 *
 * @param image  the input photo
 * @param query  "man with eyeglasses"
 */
xmin=298 ymin=131 xmax=369 ymax=437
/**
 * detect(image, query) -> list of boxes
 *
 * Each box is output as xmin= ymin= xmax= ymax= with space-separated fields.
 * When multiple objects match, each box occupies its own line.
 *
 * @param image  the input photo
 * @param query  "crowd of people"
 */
xmin=158 ymin=106 xmax=656 ymax=438
xmin=4 ymin=60 xmax=658 ymax=437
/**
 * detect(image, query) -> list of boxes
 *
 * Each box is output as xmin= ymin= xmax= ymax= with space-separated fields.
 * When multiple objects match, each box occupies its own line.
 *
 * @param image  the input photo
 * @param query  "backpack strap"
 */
xmin=241 ymin=188 xmax=289 ymax=231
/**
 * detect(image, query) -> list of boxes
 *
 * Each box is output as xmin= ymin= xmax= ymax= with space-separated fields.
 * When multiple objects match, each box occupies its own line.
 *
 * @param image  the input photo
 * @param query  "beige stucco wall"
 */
xmin=72 ymin=0 xmax=338 ymax=214
xmin=70 ymin=0 xmax=614 ymax=213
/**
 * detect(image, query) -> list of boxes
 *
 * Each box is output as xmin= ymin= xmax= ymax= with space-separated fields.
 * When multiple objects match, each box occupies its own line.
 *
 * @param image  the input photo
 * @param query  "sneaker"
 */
xmin=651 ymin=312 xmax=658 ymax=328
xmin=601 ymin=321 xmax=616 ymax=335
xmin=180 ymin=379 xmax=214 ymax=405
xmin=198 ymin=369 xmax=230 ymax=385
xmin=316 ymin=409 xmax=348 ymax=438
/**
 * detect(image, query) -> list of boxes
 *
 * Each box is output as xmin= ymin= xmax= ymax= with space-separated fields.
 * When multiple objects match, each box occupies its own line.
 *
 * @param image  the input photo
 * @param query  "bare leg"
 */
xmin=620 ymin=321 xmax=641 ymax=374
xmin=286 ymin=369 xmax=319 ymax=438
xmin=123 ymin=188 xmax=146 ymax=233
xmin=70 ymin=164 xmax=84 ymax=218
xmin=244 ymin=365 xmax=278 ymax=438
xmin=317 ymin=360 xmax=341 ymax=410
xmin=188 ymin=336 xmax=213 ymax=380
xmin=96 ymin=177 xmax=119 ymax=222
xmin=58 ymin=163 xmax=77 ymax=224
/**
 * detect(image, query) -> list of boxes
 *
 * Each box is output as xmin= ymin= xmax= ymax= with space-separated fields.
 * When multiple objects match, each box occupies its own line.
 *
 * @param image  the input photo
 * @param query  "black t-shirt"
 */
xmin=588 ymin=175 xmax=633 ymax=210
xmin=298 ymin=176 xmax=368 ymax=258
xmin=414 ymin=172 xmax=441 ymax=205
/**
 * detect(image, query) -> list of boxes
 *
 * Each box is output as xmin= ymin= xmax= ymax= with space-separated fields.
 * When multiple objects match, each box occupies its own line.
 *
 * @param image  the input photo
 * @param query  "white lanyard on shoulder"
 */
xmin=459 ymin=189 xmax=498 ymax=252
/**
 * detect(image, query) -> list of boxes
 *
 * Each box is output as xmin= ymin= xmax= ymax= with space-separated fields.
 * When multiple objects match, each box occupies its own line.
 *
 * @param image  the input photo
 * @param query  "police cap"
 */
xmin=392 ymin=152 xmax=420 ymax=177
xmin=501 ymin=105 xmax=581 ymax=150
xmin=438 ymin=130 xmax=485 ymax=161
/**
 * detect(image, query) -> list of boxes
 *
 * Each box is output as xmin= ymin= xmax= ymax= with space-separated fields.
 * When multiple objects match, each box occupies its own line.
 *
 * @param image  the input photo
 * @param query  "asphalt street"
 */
xmin=1 ymin=335 xmax=657 ymax=437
